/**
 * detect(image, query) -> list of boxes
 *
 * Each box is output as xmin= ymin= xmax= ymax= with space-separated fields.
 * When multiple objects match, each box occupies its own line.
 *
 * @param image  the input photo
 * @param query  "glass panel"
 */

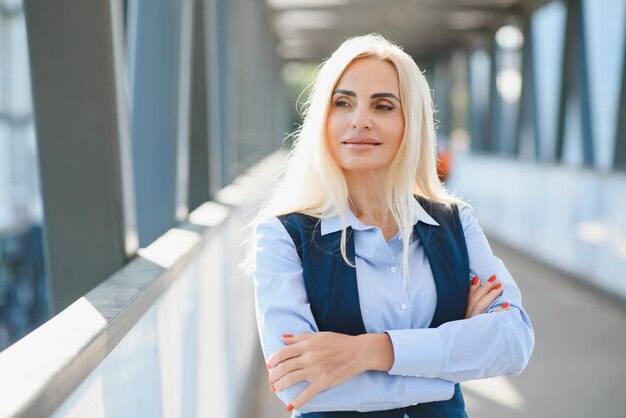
xmin=468 ymin=49 xmax=491 ymax=151
xmin=562 ymin=94 xmax=584 ymax=166
xmin=583 ymin=0 xmax=626 ymax=170
xmin=531 ymin=0 xmax=567 ymax=161
xmin=0 ymin=0 xmax=51 ymax=351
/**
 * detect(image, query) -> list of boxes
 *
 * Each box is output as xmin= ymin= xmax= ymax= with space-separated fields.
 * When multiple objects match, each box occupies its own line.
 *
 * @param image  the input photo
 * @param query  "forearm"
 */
xmin=356 ymin=332 xmax=395 ymax=372
xmin=385 ymin=307 xmax=535 ymax=382
xmin=267 ymin=332 xmax=454 ymax=413
xmin=275 ymin=371 xmax=454 ymax=413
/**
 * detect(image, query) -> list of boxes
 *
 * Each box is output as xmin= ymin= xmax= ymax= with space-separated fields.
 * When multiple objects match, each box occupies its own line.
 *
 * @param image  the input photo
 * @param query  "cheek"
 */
xmin=325 ymin=113 xmax=342 ymax=141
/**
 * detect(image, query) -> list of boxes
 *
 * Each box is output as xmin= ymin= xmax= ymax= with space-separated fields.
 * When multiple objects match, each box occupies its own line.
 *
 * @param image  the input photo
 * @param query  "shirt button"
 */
xmin=400 ymin=304 xmax=408 ymax=311
xmin=390 ymin=266 xmax=397 ymax=273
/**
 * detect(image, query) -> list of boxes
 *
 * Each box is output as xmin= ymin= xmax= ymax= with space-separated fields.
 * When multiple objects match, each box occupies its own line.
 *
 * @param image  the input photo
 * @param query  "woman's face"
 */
xmin=326 ymin=58 xmax=405 ymax=174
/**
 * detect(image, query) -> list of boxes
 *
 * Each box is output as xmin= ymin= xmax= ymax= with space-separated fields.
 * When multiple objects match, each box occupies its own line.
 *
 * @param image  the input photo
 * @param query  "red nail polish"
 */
xmin=271 ymin=384 xmax=276 ymax=392
xmin=266 ymin=362 xmax=272 ymax=369
xmin=494 ymin=283 xmax=502 ymax=289
xmin=286 ymin=404 xmax=294 ymax=411
xmin=488 ymin=275 xmax=497 ymax=282
xmin=282 ymin=334 xmax=293 ymax=339
xmin=471 ymin=277 xmax=479 ymax=285
xmin=502 ymin=302 xmax=510 ymax=309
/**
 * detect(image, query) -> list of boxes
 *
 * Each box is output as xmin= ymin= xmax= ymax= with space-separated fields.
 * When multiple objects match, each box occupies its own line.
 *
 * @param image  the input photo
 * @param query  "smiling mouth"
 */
xmin=342 ymin=137 xmax=381 ymax=145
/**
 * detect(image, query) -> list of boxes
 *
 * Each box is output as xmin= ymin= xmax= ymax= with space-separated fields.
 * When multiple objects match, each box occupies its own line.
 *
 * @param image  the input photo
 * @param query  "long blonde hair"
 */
xmin=241 ymin=34 xmax=462 ymax=289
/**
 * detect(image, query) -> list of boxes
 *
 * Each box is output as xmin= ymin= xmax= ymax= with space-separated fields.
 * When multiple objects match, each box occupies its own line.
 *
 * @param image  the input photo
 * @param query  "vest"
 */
xmin=277 ymin=195 xmax=469 ymax=418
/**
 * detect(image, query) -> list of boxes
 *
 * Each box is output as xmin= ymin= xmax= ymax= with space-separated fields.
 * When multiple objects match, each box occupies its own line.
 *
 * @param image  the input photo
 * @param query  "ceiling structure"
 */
xmin=266 ymin=0 xmax=553 ymax=63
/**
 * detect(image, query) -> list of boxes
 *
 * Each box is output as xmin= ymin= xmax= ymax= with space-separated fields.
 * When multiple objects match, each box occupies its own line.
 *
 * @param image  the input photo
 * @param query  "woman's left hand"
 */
xmin=266 ymin=332 xmax=366 ymax=411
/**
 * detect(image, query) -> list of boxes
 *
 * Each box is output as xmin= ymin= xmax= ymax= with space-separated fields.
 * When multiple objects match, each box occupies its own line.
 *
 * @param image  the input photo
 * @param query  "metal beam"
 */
xmin=127 ymin=0 xmax=193 ymax=246
xmin=23 ymin=0 xmax=138 ymax=313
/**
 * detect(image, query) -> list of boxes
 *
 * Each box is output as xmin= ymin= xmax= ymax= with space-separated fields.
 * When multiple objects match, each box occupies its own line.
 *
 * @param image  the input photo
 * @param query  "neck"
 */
xmin=344 ymin=169 xmax=394 ymax=227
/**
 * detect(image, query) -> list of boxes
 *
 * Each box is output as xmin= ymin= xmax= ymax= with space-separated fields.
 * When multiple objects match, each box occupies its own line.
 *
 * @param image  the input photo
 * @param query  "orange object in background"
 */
xmin=437 ymin=148 xmax=451 ymax=183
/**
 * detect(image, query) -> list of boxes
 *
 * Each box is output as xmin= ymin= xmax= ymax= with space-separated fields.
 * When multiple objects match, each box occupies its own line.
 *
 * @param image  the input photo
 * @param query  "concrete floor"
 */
xmin=251 ymin=238 xmax=626 ymax=418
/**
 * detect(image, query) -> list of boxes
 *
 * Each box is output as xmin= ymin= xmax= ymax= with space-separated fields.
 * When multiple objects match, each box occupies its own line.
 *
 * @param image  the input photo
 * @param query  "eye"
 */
xmin=334 ymin=99 xmax=350 ymax=107
xmin=375 ymin=103 xmax=394 ymax=111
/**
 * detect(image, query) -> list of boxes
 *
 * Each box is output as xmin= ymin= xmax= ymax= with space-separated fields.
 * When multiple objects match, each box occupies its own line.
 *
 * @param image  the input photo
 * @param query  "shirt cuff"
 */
xmin=385 ymin=329 xmax=444 ymax=378
xmin=405 ymin=376 xmax=455 ymax=405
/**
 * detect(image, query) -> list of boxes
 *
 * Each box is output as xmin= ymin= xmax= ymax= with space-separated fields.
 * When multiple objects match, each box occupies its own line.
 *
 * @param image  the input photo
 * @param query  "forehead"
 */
xmin=335 ymin=58 xmax=400 ymax=93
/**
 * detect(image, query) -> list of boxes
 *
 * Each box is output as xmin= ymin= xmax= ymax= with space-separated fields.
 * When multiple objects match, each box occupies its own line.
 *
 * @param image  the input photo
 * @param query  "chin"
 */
xmin=338 ymin=159 xmax=390 ymax=173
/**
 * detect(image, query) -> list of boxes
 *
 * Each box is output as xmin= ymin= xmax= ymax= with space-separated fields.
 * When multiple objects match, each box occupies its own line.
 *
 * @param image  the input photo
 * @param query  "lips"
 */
xmin=342 ymin=136 xmax=381 ymax=145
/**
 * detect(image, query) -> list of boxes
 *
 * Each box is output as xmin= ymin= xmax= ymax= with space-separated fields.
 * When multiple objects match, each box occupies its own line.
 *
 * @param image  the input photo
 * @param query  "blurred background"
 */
xmin=0 ymin=0 xmax=625 ymax=417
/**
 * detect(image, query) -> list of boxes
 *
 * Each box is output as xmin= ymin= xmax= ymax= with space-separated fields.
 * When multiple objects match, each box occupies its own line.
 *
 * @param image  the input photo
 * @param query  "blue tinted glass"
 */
xmin=469 ymin=49 xmax=491 ymax=150
xmin=583 ymin=0 xmax=626 ymax=170
xmin=0 ymin=1 xmax=51 ymax=351
xmin=531 ymin=0 xmax=567 ymax=161
xmin=562 ymin=95 xmax=584 ymax=166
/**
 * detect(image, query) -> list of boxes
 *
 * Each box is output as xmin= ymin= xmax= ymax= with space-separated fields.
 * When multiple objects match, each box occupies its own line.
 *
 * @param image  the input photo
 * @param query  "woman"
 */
xmin=243 ymin=34 xmax=534 ymax=417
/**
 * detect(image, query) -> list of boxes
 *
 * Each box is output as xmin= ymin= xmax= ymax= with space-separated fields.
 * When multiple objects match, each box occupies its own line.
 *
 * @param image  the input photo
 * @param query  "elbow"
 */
xmin=505 ymin=315 xmax=535 ymax=376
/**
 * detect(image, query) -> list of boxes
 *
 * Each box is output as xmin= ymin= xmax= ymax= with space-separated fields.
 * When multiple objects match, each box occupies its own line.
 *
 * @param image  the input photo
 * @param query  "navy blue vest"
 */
xmin=277 ymin=195 xmax=469 ymax=418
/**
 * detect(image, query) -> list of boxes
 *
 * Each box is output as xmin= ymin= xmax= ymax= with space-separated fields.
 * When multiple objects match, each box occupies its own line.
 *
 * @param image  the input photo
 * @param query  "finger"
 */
xmin=269 ymin=353 xmax=306 ymax=383
xmin=474 ymin=275 xmax=500 ymax=300
xmin=273 ymin=368 xmax=308 ymax=392
xmin=468 ymin=276 xmax=480 ymax=292
xmin=287 ymin=382 xmax=321 ymax=412
xmin=267 ymin=343 xmax=301 ymax=370
xmin=282 ymin=332 xmax=315 ymax=345
xmin=469 ymin=284 xmax=504 ymax=316
xmin=465 ymin=276 xmax=482 ymax=315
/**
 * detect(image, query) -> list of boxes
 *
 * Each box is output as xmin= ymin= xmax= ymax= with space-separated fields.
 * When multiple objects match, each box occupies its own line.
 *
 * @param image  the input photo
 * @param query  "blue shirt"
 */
xmin=253 ymin=200 xmax=534 ymax=416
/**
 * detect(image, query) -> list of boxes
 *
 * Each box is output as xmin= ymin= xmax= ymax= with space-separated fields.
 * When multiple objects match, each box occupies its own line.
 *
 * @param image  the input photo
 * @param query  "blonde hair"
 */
xmin=241 ymin=33 xmax=462 ymax=289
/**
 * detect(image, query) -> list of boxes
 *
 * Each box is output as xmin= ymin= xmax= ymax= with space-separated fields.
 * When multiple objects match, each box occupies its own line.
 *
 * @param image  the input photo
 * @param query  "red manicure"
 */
xmin=287 ymin=404 xmax=294 ymax=411
xmin=494 ymin=283 xmax=502 ymax=289
xmin=271 ymin=384 xmax=276 ymax=392
xmin=488 ymin=275 xmax=497 ymax=282
xmin=502 ymin=302 xmax=510 ymax=309
xmin=282 ymin=334 xmax=293 ymax=339
xmin=471 ymin=277 xmax=479 ymax=285
xmin=267 ymin=362 xmax=272 ymax=369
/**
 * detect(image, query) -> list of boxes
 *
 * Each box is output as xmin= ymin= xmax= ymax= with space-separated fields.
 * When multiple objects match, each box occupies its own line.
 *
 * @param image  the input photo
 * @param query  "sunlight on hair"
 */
xmin=463 ymin=376 xmax=525 ymax=410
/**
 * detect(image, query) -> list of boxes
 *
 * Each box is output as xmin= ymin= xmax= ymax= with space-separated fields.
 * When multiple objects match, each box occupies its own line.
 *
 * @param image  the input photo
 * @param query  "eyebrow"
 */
xmin=333 ymin=89 xmax=401 ymax=103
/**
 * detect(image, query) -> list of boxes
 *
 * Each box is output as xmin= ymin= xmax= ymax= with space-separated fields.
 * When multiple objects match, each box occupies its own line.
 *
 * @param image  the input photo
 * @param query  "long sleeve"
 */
xmin=385 ymin=202 xmax=535 ymax=382
xmin=253 ymin=218 xmax=455 ymax=413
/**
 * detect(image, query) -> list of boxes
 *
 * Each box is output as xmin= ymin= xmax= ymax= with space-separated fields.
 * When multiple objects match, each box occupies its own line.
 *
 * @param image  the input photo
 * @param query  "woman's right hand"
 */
xmin=465 ymin=274 xmax=510 ymax=318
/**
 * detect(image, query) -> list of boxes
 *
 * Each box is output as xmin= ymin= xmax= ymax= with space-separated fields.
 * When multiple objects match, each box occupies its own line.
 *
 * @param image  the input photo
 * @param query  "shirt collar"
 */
xmin=320 ymin=197 xmax=439 ymax=236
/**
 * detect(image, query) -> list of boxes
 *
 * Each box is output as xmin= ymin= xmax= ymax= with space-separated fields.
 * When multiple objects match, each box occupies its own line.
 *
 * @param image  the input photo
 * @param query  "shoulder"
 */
xmin=415 ymin=194 xmax=459 ymax=220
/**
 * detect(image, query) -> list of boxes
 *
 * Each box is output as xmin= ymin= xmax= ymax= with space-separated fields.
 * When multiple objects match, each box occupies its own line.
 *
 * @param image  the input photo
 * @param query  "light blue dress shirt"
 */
xmin=253 ymin=200 xmax=535 ymax=416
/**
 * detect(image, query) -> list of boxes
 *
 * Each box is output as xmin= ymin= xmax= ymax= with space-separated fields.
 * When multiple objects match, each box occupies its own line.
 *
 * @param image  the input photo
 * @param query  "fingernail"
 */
xmin=266 ymin=362 xmax=272 ymax=369
xmin=502 ymin=302 xmax=510 ymax=309
xmin=494 ymin=283 xmax=502 ymax=289
xmin=271 ymin=384 xmax=276 ymax=392
xmin=282 ymin=334 xmax=293 ymax=339
xmin=488 ymin=275 xmax=497 ymax=282
xmin=471 ymin=277 xmax=479 ymax=285
xmin=286 ymin=404 xmax=294 ymax=411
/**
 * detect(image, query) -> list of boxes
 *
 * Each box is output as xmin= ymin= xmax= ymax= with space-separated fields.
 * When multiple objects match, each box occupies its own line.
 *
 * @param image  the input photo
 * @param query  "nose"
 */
xmin=351 ymin=105 xmax=373 ymax=130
